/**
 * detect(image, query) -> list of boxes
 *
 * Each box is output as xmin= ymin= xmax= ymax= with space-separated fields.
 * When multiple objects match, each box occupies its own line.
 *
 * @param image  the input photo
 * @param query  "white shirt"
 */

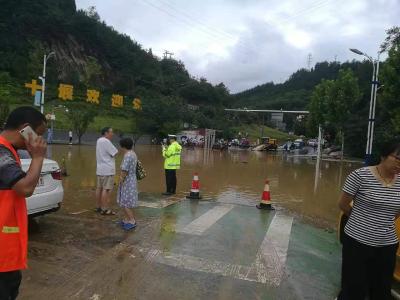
xmin=96 ymin=137 xmax=118 ymax=176
xmin=69 ymin=131 xmax=73 ymax=137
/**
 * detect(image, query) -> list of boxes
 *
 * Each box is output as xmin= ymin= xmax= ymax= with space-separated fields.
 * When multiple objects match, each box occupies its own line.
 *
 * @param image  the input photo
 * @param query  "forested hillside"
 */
xmin=1 ymin=0 xmax=399 ymax=159
xmin=0 ymin=0 xmax=231 ymax=137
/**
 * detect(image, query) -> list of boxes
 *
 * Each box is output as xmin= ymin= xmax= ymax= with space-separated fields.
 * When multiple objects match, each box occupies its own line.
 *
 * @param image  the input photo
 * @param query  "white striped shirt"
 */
xmin=343 ymin=167 xmax=400 ymax=246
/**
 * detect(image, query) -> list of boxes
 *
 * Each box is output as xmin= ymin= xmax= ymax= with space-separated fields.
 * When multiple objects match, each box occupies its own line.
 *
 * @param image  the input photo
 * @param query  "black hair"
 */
xmin=101 ymin=127 xmax=111 ymax=136
xmin=4 ymin=106 xmax=46 ymax=130
xmin=380 ymin=140 xmax=400 ymax=158
xmin=119 ymin=137 xmax=133 ymax=150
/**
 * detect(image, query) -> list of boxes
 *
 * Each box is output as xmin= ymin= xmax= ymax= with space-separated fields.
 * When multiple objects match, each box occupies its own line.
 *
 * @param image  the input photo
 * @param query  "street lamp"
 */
xmin=38 ymin=51 xmax=56 ymax=114
xmin=349 ymin=48 xmax=380 ymax=165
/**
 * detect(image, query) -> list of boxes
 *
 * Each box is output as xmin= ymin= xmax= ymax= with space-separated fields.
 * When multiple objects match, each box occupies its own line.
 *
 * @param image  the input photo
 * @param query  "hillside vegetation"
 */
xmin=1 ymin=1 xmax=399 ymax=158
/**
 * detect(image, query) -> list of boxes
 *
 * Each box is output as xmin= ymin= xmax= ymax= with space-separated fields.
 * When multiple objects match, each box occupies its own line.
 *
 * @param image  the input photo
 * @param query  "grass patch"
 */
xmin=9 ymin=103 xmax=134 ymax=133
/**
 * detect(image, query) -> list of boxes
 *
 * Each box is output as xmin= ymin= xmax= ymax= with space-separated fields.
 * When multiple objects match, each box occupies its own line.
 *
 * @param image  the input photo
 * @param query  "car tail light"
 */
xmin=51 ymin=170 xmax=62 ymax=180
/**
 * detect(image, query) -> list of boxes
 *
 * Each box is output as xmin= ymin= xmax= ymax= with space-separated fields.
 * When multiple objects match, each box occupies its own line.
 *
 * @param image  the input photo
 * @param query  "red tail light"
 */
xmin=51 ymin=170 xmax=62 ymax=180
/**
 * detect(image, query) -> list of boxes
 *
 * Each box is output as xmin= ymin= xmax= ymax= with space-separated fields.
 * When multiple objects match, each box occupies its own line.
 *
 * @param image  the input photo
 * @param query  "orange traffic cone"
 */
xmin=256 ymin=179 xmax=275 ymax=210
xmin=186 ymin=173 xmax=202 ymax=199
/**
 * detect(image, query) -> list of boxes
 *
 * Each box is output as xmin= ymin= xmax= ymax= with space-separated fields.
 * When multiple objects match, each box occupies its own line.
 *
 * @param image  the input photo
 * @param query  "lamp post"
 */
xmin=38 ymin=51 xmax=56 ymax=114
xmin=349 ymin=48 xmax=380 ymax=166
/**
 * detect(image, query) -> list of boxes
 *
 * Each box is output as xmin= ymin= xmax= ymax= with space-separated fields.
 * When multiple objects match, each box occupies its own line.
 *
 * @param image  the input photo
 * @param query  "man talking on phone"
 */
xmin=0 ymin=107 xmax=47 ymax=300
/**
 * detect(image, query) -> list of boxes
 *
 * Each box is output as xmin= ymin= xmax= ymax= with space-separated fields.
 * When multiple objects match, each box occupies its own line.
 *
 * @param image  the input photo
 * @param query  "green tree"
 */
xmin=139 ymin=95 xmax=183 ymax=138
xmin=326 ymin=69 xmax=360 ymax=130
xmin=307 ymin=69 xmax=360 ymax=154
xmin=381 ymin=26 xmax=400 ymax=52
xmin=307 ymin=79 xmax=333 ymax=136
xmin=381 ymin=37 xmax=400 ymax=133
xmin=67 ymin=103 xmax=97 ymax=144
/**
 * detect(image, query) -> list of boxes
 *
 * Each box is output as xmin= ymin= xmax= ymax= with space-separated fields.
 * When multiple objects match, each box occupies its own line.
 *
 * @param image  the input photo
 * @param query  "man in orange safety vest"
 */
xmin=0 ymin=107 xmax=47 ymax=299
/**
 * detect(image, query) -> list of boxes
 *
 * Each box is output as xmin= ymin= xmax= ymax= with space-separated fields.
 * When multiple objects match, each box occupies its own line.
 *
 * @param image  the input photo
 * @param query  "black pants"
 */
xmin=165 ymin=169 xmax=177 ymax=193
xmin=0 ymin=270 xmax=21 ymax=300
xmin=338 ymin=233 xmax=398 ymax=300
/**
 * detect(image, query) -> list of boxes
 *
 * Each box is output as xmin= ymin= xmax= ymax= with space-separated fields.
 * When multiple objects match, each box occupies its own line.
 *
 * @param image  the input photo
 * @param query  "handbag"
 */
xmin=136 ymin=159 xmax=146 ymax=180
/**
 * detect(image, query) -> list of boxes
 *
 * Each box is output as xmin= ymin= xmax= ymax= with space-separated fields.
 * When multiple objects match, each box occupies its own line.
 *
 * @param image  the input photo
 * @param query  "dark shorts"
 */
xmin=0 ymin=270 xmax=22 ymax=300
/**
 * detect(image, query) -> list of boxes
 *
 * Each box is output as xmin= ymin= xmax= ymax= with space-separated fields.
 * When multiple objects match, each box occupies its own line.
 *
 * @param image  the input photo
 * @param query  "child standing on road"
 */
xmin=117 ymin=138 xmax=138 ymax=230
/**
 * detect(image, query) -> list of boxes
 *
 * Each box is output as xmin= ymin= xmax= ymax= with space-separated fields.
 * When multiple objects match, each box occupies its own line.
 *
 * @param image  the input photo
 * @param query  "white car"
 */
xmin=21 ymin=159 xmax=64 ymax=217
xmin=307 ymin=139 xmax=318 ymax=147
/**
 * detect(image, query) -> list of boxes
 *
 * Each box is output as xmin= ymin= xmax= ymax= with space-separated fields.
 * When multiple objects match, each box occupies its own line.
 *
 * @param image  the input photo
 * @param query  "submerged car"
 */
xmin=307 ymin=139 xmax=318 ymax=147
xmin=293 ymin=139 xmax=305 ymax=149
xmin=21 ymin=158 xmax=64 ymax=217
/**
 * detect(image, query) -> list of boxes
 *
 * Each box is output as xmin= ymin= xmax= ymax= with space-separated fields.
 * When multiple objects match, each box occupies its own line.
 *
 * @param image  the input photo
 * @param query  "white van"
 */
xmin=21 ymin=159 xmax=64 ymax=217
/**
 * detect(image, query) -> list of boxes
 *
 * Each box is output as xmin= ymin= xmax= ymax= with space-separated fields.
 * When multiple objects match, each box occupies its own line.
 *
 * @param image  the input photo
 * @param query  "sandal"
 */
xmin=100 ymin=209 xmax=116 ymax=216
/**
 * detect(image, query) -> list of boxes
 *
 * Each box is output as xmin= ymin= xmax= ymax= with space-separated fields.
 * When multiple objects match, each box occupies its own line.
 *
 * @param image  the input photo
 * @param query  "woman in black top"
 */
xmin=338 ymin=141 xmax=400 ymax=299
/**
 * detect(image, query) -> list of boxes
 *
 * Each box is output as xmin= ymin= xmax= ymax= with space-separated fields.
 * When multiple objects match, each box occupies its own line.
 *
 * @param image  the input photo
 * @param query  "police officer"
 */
xmin=162 ymin=134 xmax=182 ymax=195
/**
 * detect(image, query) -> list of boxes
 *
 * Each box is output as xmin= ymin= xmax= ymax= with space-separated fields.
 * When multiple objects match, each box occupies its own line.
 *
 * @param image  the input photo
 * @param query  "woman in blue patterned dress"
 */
xmin=117 ymin=138 xmax=138 ymax=230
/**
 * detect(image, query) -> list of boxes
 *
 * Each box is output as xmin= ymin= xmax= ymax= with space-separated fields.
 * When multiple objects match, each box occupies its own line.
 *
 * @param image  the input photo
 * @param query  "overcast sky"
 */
xmin=75 ymin=0 xmax=399 ymax=93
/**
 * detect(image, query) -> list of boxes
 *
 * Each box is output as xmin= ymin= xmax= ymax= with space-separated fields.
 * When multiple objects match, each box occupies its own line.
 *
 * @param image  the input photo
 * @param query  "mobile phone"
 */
xmin=20 ymin=126 xmax=38 ymax=141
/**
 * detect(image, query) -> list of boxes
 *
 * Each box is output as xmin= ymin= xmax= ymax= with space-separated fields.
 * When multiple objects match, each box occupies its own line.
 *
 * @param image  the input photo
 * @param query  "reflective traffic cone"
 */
xmin=256 ymin=179 xmax=275 ymax=210
xmin=186 ymin=173 xmax=202 ymax=199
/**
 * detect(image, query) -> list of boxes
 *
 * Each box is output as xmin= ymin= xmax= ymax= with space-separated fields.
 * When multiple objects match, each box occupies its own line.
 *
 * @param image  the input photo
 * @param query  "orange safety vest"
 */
xmin=0 ymin=135 xmax=28 ymax=272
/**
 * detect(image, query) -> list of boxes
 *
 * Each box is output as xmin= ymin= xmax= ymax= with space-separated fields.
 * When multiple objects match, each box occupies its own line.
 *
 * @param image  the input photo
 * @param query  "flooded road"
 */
xmin=19 ymin=145 xmax=360 ymax=300
xmin=49 ymin=144 xmax=360 ymax=227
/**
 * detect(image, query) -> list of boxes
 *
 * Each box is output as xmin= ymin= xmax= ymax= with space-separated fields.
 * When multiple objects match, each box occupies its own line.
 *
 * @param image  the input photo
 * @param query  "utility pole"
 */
xmin=163 ymin=50 xmax=174 ymax=59
xmin=307 ymin=53 xmax=313 ymax=70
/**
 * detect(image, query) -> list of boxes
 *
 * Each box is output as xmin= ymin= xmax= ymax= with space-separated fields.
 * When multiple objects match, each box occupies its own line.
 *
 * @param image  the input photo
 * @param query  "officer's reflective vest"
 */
xmin=163 ymin=141 xmax=182 ymax=170
xmin=0 ymin=135 xmax=28 ymax=272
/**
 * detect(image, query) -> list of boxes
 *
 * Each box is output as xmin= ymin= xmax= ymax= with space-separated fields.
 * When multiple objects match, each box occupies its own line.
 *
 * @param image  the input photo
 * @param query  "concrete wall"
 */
xmin=46 ymin=129 xmax=151 ymax=145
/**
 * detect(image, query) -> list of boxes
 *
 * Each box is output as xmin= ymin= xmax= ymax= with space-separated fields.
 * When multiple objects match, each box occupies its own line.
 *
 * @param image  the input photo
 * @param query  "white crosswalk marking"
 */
xmin=252 ymin=213 xmax=293 ymax=286
xmin=136 ymin=208 xmax=293 ymax=286
xmin=176 ymin=205 xmax=234 ymax=235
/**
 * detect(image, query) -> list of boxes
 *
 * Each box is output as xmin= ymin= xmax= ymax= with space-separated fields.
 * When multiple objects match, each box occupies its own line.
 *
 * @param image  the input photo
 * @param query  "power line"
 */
xmin=141 ymin=0 xmax=236 ymax=43
xmin=265 ymin=0 xmax=336 ymax=28
xmin=140 ymin=0 xmax=253 ymax=56
xmin=278 ymin=0 xmax=333 ymax=24
xmin=155 ymin=0 xmax=238 ymax=40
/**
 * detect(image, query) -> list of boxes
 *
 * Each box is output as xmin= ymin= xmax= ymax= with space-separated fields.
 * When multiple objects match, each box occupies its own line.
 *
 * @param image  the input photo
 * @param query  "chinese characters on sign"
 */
xmin=58 ymin=84 xmax=74 ymax=101
xmin=87 ymin=89 xmax=100 ymax=104
xmin=24 ymin=79 xmax=42 ymax=96
xmin=24 ymin=80 xmax=140 ymax=109
xmin=132 ymin=98 xmax=142 ymax=110
xmin=111 ymin=94 xmax=124 ymax=108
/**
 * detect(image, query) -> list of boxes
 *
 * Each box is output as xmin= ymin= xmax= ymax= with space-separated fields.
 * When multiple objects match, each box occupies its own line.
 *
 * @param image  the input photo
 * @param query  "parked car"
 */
xmin=21 ymin=158 xmax=64 ymax=217
xmin=307 ymin=139 xmax=318 ymax=147
xmin=293 ymin=139 xmax=305 ymax=149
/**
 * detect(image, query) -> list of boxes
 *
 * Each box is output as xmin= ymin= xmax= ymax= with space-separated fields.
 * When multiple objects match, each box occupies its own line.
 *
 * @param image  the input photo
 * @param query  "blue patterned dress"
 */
xmin=117 ymin=151 xmax=138 ymax=208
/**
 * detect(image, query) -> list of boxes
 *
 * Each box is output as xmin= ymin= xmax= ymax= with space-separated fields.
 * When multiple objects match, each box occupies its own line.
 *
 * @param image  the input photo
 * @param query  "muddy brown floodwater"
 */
xmin=48 ymin=144 xmax=360 ymax=228
xmin=20 ymin=144 xmax=356 ymax=300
